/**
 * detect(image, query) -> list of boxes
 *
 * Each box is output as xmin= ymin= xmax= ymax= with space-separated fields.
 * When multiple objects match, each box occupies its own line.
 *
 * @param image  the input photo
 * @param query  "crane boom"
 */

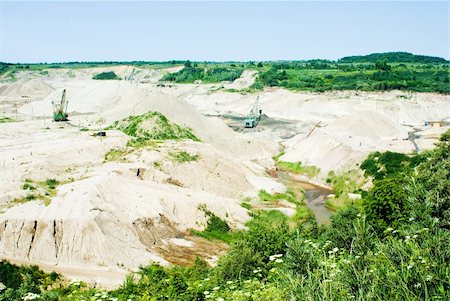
xmin=244 ymin=96 xmax=262 ymax=128
xmin=52 ymin=89 xmax=69 ymax=121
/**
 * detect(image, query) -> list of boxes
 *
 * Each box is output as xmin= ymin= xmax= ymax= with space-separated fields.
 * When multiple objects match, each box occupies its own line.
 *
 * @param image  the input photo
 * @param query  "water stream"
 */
xmin=278 ymin=172 xmax=334 ymax=224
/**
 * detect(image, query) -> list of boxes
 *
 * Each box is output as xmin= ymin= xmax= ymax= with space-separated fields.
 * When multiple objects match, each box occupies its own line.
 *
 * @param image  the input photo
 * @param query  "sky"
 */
xmin=0 ymin=1 xmax=448 ymax=63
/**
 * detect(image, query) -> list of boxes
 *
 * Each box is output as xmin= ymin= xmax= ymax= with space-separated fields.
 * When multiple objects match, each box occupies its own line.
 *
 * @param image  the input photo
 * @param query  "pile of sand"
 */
xmin=0 ymin=78 xmax=54 ymax=98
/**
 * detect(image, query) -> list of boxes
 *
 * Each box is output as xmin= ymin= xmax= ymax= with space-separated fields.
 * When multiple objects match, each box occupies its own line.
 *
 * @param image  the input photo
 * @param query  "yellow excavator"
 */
xmin=52 ymin=89 xmax=69 ymax=121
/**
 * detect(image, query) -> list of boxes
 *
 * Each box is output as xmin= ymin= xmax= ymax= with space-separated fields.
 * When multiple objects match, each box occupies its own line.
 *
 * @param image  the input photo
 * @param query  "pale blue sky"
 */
xmin=0 ymin=1 xmax=448 ymax=63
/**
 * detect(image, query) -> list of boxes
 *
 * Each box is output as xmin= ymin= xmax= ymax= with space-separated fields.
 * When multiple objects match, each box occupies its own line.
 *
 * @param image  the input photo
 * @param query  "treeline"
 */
xmin=254 ymin=62 xmax=450 ymax=93
xmin=162 ymin=64 xmax=243 ymax=83
xmin=339 ymin=52 xmax=448 ymax=64
xmin=2 ymin=131 xmax=449 ymax=300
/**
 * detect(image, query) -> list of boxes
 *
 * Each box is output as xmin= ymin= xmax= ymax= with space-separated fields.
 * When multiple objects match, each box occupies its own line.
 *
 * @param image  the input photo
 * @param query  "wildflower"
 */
xmin=213 ymin=286 xmax=220 ymax=291
xmin=421 ymin=259 xmax=427 ymax=264
xmin=0 ymin=283 xmax=6 ymax=291
xmin=407 ymin=264 xmax=414 ymax=269
xmin=392 ymin=230 xmax=398 ymax=234
xmin=226 ymin=280 xmax=233 ymax=285
xmin=409 ymin=217 xmax=415 ymax=221
xmin=405 ymin=235 xmax=411 ymax=240
xmin=203 ymin=291 xmax=210 ymax=295
xmin=333 ymin=247 xmax=339 ymax=253
xmin=330 ymin=263 xmax=337 ymax=269
xmin=355 ymin=255 xmax=360 ymax=259
xmin=204 ymin=277 xmax=210 ymax=281
xmin=426 ymin=275 xmax=432 ymax=281
xmin=218 ymin=298 xmax=225 ymax=301
xmin=23 ymin=293 xmax=40 ymax=300
xmin=413 ymin=234 xmax=418 ymax=239
xmin=357 ymin=214 xmax=361 ymax=218
xmin=275 ymin=259 xmax=283 ymax=263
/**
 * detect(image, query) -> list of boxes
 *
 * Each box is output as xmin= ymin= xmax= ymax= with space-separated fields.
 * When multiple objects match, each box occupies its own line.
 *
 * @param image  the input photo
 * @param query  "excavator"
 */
xmin=244 ymin=96 xmax=262 ymax=128
xmin=52 ymin=89 xmax=69 ymax=121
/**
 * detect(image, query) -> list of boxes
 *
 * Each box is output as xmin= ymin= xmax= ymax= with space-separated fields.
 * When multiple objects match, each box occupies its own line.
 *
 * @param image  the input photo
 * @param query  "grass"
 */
xmin=104 ymin=148 xmax=129 ymax=162
xmin=191 ymin=205 xmax=234 ymax=243
xmin=276 ymin=161 xmax=320 ymax=177
xmin=258 ymin=189 xmax=297 ymax=204
xmin=0 ymin=117 xmax=15 ymax=123
xmin=325 ymin=169 xmax=365 ymax=210
xmin=170 ymin=151 xmax=199 ymax=163
xmin=257 ymin=189 xmax=313 ymax=224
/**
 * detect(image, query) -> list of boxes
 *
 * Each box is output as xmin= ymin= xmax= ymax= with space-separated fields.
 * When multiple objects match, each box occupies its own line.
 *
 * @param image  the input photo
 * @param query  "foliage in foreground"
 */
xmin=2 ymin=130 xmax=449 ymax=300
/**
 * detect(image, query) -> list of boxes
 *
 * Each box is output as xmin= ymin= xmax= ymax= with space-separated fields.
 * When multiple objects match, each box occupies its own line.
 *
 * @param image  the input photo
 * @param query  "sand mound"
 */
xmin=0 ymin=172 xmax=248 ymax=269
xmin=330 ymin=110 xmax=409 ymax=140
xmin=0 ymin=78 xmax=54 ymax=97
xmin=224 ymin=70 xmax=257 ymax=90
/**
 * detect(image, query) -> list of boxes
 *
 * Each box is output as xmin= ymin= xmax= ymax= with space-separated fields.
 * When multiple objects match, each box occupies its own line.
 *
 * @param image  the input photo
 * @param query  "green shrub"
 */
xmin=363 ymin=177 xmax=409 ymax=232
xmin=170 ymin=150 xmax=199 ymax=163
xmin=92 ymin=71 xmax=120 ymax=80
xmin=277 ymin=161 xmax=320 ymax=177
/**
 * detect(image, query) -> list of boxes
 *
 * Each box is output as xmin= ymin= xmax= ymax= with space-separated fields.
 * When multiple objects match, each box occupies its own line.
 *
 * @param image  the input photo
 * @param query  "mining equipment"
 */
xmin=52 ymin=89 xmax=69 ymax=121
xmin=244 ymin=96 xmax=262 ymax=128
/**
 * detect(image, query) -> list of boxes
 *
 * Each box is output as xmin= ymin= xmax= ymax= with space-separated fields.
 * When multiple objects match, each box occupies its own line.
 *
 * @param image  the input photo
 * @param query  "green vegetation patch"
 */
xmin=276 ymin=161 xmax=320 ymax=177
xmin=0 ymin=117 xmax=15 ymax=123
xmin=258 ymin=189 xmax=297 ymax=204
xmin=109 ymin=111 xmax=199 ymax=141
xmin=14 ymin=178 xmax=61 ymax=206
xmin=92 ymin=71 xmax=121 ymax=80
xmin=170 ymin=150 xmax=199 ymax=163
xmin=162 ymin=65 xmax=243 ymax=83
xmin=191 ymin=205 xmax=233 ymax=243
xmin=360 ymin=150 xmax=424 ymax=180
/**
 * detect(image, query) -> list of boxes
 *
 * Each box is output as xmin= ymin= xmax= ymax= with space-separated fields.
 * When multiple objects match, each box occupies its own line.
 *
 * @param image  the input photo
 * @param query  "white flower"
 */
xmin=333 ymin=247 xmax=339 ymax=253
xmin=407 ymin=264 xmax=414 ymax=269
xmin=405 ymin=235 xmax=411 ymax=240
xmin=409 ymin=217 xmax=415 ymax=221
xmin=421 ymin=259 xmax=427 ymax=264
xmin=275 ymin=259 xmax=283 ymax=263
xmin=23 ymin=293 xmax=40 ymax=300
xmin=217 ymin=298 xmax=224 ymax=301
xmin=330 ymin=263 xmax=337 ymax=269
xmin=213 ymin=286 xmax=220 ymax=291
xmin=226 ymin=280 xmax=233 ymax=285
xmin=203 ymin=291 xmax=210 ymax=295
xmin=0 ymin=282 xmax=6 ymax=291
xmin=426 ymin=275 xmax=432 ymax=281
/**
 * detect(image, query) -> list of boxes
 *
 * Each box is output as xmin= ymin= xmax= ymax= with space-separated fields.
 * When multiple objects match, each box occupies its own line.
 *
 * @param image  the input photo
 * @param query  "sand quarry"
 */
xmin=0 ymin=65 xmax=449 ymax=287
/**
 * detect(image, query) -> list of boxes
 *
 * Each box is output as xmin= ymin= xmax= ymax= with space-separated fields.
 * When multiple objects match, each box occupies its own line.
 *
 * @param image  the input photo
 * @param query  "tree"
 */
xmin=375 ymin=60 xmax=392 ymax=72
xmin=363 ymin=177 xmax=409 ymax=232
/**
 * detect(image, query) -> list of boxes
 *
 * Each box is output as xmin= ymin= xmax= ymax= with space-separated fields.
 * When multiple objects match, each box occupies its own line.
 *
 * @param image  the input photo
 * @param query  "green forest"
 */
xmin=1 ymin=52 xmax=449 ymax=93
xmin=1 ymin=130 xmax=449 ymax=300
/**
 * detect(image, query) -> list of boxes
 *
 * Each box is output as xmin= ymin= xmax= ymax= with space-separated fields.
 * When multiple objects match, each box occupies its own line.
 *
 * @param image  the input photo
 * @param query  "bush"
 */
xmin=92 ymin=71 xmax=120 ymax=80
xmin=363 ymin=177 xmax=409 ymax=233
